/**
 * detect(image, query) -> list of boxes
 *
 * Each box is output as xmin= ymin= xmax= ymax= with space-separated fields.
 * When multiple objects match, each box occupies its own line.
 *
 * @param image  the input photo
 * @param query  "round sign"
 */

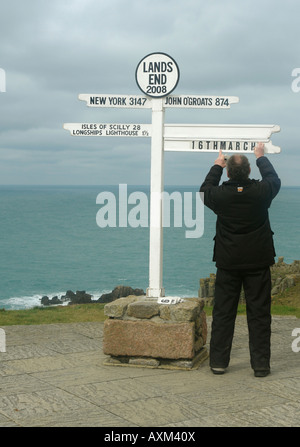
xmin=135 ymin=52 xmax=180 ymax=98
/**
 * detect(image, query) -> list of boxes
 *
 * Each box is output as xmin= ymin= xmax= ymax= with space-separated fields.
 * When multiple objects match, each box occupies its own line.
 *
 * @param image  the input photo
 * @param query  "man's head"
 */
xmin=226 ymin=155 xmax=251 ymax=181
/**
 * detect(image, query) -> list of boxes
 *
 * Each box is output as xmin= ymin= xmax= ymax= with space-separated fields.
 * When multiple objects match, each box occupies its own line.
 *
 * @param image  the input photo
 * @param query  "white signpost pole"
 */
xmin=135 ymin=52 xmax=180 ymax=299
xmin=147 ymin=98 xmax=165 ymax=298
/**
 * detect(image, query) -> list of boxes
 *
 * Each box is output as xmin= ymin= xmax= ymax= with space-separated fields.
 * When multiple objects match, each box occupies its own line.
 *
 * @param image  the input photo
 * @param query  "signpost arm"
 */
xmin=147 ymin=98 xmax=165 ymax=298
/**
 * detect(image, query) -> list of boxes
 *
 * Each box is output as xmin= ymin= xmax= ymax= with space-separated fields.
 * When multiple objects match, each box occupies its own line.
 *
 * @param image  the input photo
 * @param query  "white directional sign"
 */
xmin=163 ymin=124 xmax=281 ymax=153
xmin=63 ymin=123 xmax=152 ymax=137
xmin=135 ymin=52 xmax=180 ymax=98
xmin=78 ymin=94 xmax=152 ymax=108
xmin=164 ymin=124 xmax=280 ymax=140
xmin=164 ymin=140 xmax=281 ymax=154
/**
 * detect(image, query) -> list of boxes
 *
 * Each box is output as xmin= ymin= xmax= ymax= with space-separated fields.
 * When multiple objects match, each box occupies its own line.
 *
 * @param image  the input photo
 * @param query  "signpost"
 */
xmin=64 ymin=52 xmax=281 ymax=299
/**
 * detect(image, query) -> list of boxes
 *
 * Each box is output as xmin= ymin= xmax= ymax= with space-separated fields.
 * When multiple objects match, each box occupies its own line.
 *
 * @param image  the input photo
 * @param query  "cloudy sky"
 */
xmin=0 ymin=0 xmax=299 ymax=186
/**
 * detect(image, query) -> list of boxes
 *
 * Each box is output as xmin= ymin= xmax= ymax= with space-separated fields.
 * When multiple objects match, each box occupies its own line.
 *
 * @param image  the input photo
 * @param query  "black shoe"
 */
xmin=254 ymin=369 xmax=270 ymax=378
xmin=211 ymin=367 xmax=226 ymax=375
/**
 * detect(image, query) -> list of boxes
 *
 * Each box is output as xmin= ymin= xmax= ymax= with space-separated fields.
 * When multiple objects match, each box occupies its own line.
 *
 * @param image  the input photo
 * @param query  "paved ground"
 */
xmin=0 ymin=315 xmax=299 ymax=427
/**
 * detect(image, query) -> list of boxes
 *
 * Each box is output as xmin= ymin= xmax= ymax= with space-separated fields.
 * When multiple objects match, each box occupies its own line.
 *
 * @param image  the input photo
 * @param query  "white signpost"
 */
xmin=64 ymin=52 xmax=281 ymax=300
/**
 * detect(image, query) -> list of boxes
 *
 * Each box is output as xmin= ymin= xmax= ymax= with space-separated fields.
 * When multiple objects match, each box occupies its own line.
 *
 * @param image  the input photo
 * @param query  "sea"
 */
xmin=0 ymin=185 xmax=299 ymax=310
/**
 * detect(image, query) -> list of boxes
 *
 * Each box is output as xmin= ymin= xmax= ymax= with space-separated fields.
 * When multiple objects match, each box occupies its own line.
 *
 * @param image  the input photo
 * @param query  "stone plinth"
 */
xmin=103 ymin=296 xmax=208 ymax=370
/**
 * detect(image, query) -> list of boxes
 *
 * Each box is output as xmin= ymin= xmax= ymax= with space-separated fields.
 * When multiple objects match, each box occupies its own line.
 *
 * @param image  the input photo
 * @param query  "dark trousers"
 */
xmin=209 ymin=267 xmax=272 ymax=371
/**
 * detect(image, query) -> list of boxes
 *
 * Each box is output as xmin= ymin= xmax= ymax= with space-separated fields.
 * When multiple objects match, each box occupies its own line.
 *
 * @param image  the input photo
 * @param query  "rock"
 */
xmin=271 ymin=285 xmax=280 ymax=295
xmin=104 ymin=296 xmax=139 ymax=318
xmin=166 ymin=298 xmax=202 ymax=322
xmin=271 ymin=257 xmax=300 ymax=295
xmin=68 ymin=290 xmax=93 ymax=305
xmin=103 ymin=296 xmax=208 ymax=369
xmin=50 ymin=296 xmax=62 ymax=305
xmin=98 ymin=285 xmax=145 ymax=303
xmin=41 ymin=296 xmax=50 ymax=305
xmin=127 ymin=300 xmax=160 ymax=319
xmin=41 ymin=295 xmax=62 ymax=306
xmin=103 ymin=319 xmax=195 ymax=359
xmin=129 ymin=357 xmax=160 ymax=367
xmin=199 ymin=257 xmax=300 ymax=299
xmin=41 ymin=285 xmax=145 ymax=306
xmin=279 ymin=275 xmax=295 ymax=292
xmin=198 ymin=274 xmax=216 ymax=305
xmin=61 ymin=290 xmax=76 ymax=301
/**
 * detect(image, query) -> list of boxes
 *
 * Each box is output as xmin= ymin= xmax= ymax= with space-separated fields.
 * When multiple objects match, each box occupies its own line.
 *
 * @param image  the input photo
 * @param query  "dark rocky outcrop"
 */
xmin=41 ymin=295 xmax=62 ymax=306
xmin=40 ymin=285 xmax=145 ymax=306
xmin=198 ymin=257 xmax=300 ymax=305
xmin=67 ymin=291 xmax=93 ymax=305
xmin=270 ymin=257 xmax=300 ymax=295
xmin=97 ymin=285 xmax=145 ymax=303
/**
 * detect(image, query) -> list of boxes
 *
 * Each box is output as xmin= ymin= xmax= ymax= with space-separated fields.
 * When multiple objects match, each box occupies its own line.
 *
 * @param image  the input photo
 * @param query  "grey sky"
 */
xmin=0 ymin=0 xmax=299 ymax=185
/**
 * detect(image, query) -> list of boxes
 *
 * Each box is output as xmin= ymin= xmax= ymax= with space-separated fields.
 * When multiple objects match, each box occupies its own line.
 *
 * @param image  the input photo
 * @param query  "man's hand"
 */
xmin=214 ymin=149 xmax=227 ymax=168
xmin=254 ymin=142 xmax=265 ymax=158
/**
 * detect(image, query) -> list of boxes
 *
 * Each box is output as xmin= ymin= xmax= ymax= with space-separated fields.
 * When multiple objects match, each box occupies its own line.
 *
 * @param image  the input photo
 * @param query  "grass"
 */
xmin=202 ymin=278 xmax=300 ymax=319
xmin=204 ymin=304 xmax=300 ymax=318
xmin=0 ymin=303 xmax=106 ymax=326
xmin=271 ymin=304 xmax=300 ymax=318
xmin=0 ymin=295 xmax=299 ymax=326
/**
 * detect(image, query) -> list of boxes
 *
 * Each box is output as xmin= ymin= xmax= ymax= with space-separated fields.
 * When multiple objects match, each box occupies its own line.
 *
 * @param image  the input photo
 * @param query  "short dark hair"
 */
xmin=227 ymin=155 xmax=250 ymax=181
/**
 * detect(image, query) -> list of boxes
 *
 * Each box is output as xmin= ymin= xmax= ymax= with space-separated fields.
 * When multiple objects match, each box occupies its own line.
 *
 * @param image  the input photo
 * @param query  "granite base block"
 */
xmin=103 ymin=296 xmax=209 ymax=370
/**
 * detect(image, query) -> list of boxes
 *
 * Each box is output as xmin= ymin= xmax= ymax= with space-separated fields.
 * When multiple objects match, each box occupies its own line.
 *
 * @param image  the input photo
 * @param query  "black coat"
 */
xmin=200 ymin=156 xmax=281 ymax=270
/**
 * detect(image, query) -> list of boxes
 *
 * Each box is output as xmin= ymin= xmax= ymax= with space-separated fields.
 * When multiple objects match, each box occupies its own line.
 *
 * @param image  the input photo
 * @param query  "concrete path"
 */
xmin=0 ymin=316 xmax=299 ymax=427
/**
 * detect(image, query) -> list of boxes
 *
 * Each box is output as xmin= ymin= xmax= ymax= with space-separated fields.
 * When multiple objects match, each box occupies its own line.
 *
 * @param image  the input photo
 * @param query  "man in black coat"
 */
xmin=200 ymin=143 xmax=281 ymax=377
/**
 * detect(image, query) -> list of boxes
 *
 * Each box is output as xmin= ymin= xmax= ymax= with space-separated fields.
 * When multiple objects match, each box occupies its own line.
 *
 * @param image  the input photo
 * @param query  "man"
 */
xmin=200 ymin=143 xmax=281 ymax=377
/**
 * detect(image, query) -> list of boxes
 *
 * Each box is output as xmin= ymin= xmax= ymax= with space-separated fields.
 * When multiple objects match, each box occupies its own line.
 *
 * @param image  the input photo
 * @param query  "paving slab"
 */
xmin=0 ymin=315 xmax=299 ymax=427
